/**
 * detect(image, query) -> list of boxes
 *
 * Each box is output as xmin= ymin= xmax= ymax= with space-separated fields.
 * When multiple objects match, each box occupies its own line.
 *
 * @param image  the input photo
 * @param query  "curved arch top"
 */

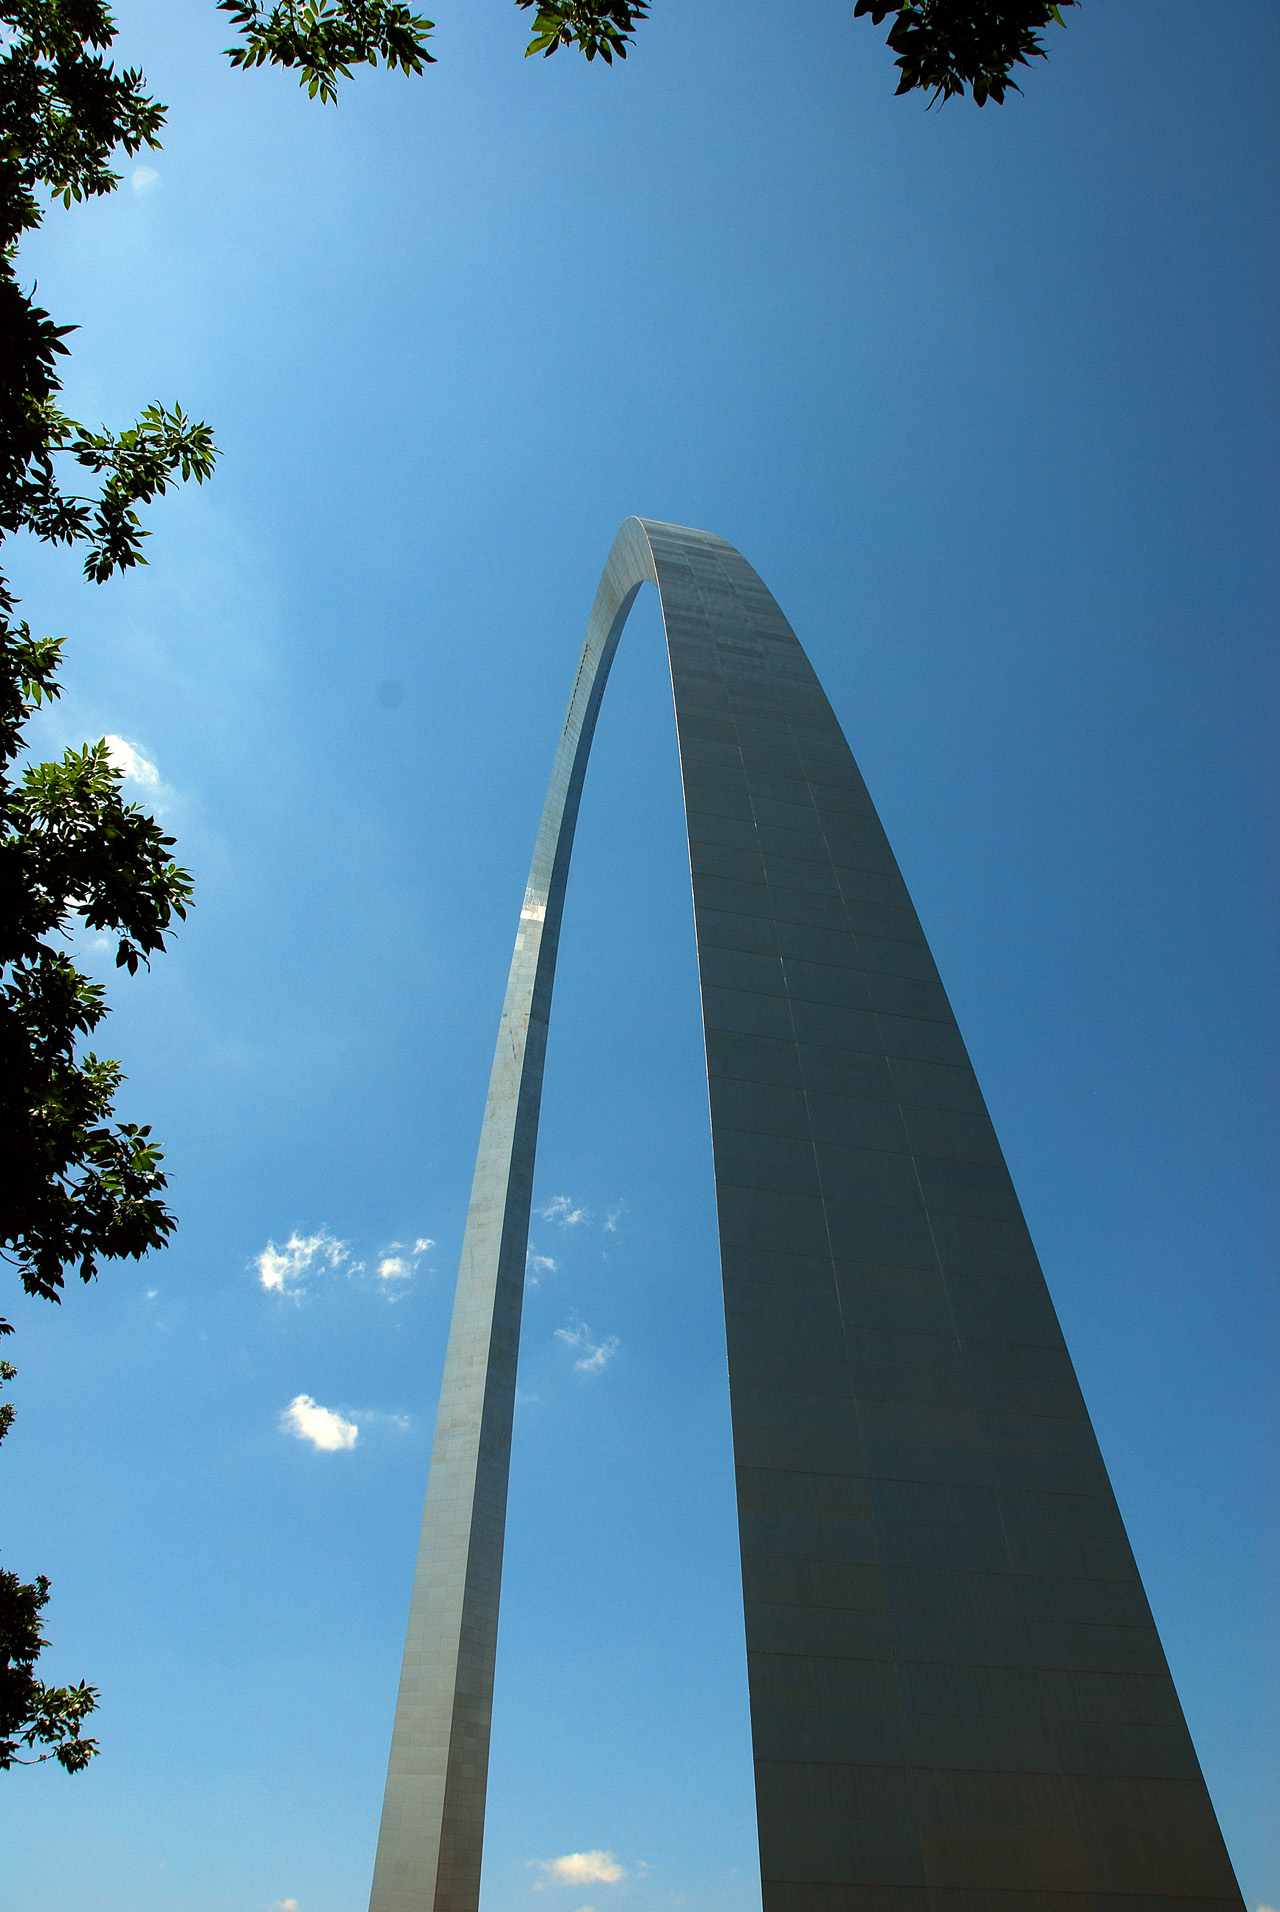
xmin=369 ymin=522 xmax=1241 ymax=1912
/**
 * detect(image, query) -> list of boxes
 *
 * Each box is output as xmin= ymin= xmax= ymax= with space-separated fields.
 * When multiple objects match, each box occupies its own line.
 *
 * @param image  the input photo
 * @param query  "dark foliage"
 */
xmin=853 ymin=1 xmax=1076 ymax=105
xmin=515 ymin=0 xmax=1074 ymax=97
xmin=0 ymin=1348 xmax=99 ymax=1770
xmin=516 ymin=0 xmax=648 ymax=64
xmin=0 ymin=622 xmax=194 ymax=1310
xmin=0 ymin=0 xmax=427 ymax=1783
xmin=219 ymin=0 xmax=436 ymax=105
xmin=0 ymin=0 xmax=214 ymax=1327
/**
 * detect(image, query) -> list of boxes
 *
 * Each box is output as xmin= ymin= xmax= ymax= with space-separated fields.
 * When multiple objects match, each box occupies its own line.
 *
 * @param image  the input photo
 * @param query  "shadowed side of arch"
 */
xmin=368 ymin=520 xmax=1241 ymax=1912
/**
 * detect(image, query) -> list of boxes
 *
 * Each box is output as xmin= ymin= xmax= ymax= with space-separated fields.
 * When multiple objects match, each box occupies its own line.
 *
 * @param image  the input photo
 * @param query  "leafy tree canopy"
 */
xmin=0 ymin=0 xmax=435 ymax=1784
xmin=515 ymin=1 xmax=1076 ymax=100
xmin=0 ymin=1349 xmax=99 ymax=1771
xmin=218 ymin=0 xmax=437 ymax=105
xmin=853 ymin=2 xmax=1075 ymax=106
xmin=1 ymin=0 xmax=214 ymax=1328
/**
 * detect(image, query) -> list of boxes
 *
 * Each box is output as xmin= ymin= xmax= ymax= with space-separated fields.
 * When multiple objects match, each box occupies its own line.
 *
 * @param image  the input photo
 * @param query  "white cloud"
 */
xmin=256 ymin=1228 xmax=350 ymax=1295
xmin=104 ymin=734 xmax=160 ymax=787
xmin=603 ymin=1201 xmax=625 ymax=1233
xmin=280 ymin=1395 xmax=357 ymax=1452
xmin=534 ymin=1853 xmax=626 ymax=1889
xmin=555 ymin=1323 xmax=620 ymax=1374
xmin=255 ymin=1228 xmax=431 ymax=1297
xmin=376 ymin=1237 xmax=433 ymax=1285
xmin=131 ymin=165 xmax=160 ymax=193
xmin=273 ymin=1902 xmax=299 ymax=1910
xmin=539 ymin=1195 xmax=590 ymax=1227
xmin=526 ymin=1249 xmax=557 ymax=1288
xmin=576 ymin=1339 xmax=619 ymax=1374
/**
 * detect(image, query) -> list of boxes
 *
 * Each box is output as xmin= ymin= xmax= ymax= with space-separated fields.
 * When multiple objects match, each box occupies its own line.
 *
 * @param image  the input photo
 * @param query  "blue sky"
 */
xmin=1 ymin=2 xmax=1275 ymax=1909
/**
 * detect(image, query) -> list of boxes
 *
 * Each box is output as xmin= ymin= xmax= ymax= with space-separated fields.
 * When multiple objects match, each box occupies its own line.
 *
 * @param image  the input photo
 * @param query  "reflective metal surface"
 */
xmin=369 ymin=520 xmax=1242 ymax=1912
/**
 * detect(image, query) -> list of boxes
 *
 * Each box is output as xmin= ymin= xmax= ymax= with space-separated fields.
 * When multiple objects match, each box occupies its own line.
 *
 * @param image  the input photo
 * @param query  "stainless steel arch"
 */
xmin=369 ymin=520 xmax=1241 ymax=1912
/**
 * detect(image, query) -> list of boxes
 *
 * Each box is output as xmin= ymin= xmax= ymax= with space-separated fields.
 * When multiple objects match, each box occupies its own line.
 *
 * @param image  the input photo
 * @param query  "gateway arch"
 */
xmin=370 ymin=520 xmax=1242 ymax=1912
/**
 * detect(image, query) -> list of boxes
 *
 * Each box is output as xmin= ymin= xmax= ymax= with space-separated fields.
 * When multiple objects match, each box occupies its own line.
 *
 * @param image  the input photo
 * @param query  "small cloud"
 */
xmin=375 ymin=1237 xmax=433 ymax=1286
xmin=555 ymin=1322 xmax=620 ymax=1374
xmin=603 ymin=1201 xmax=625 ymax=1234
xmin=533 ymin=1853 xmax=626 ymax=1889
xmin=104 ymin=734 xmax=160 ymax=787
xmin=539 ymin=1195 xmax=590 ymax=1227
xmin=273 ymin=1902 xmax=299 ymax=1911
xmin=351 ymin=1407 xmax=410 ymax=1435
xmin=255 ymin=1228 xmax=349 ymax=1296
xmin=526 ymin=1249 xmax=557 ymax=1288
xmin=280 ymin=1394 xmax=357 ymax=1452
xmin=254 ymin=1228 xmax=430 ymax=1298
xmin=131 ymin=164 xmax=160 ymax=194
xmin=575 ymin=1338 xmax=619 ymax=1374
